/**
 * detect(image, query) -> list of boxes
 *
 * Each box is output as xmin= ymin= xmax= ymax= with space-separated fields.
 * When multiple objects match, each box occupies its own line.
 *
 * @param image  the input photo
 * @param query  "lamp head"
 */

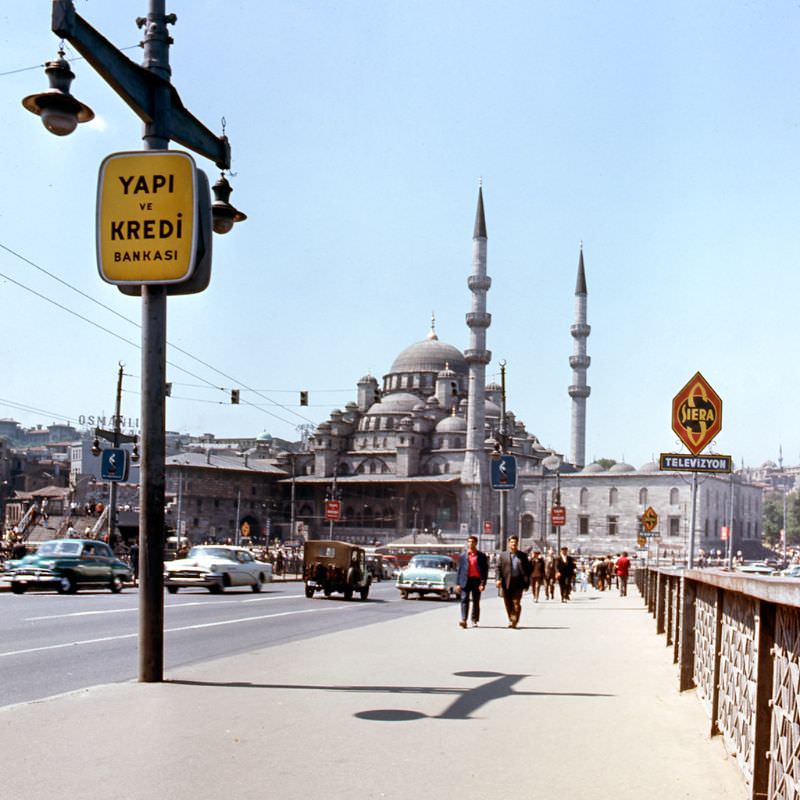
xmin=211 ymin=173 xmax=247 ymax=234
xmin=22 ymin=50 xmax=94 ymax=136
xmin=91 ymin=438 xmax=102 ymax=457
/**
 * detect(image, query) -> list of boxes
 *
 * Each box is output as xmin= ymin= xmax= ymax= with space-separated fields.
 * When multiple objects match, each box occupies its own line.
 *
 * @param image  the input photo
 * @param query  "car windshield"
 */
xmin=187 ymin=547 xmax=235 ymax=561
xmin=37 ymin=541 xmax=81 ymax=556
xmin=409 ymin=556 xmax=451 ymax=570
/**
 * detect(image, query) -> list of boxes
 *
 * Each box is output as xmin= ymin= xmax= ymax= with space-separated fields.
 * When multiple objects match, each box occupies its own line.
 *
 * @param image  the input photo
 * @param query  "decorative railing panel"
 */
xmin=693 ymin=583 xmax=718 ymax=716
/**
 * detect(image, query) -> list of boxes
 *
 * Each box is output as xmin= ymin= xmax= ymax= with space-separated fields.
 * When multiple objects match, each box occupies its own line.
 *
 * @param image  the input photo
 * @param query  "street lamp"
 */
xmin=23 ymin=0 xmax=244 ymax=684
xmin=542 ymin=454 xmax=563 ymax=553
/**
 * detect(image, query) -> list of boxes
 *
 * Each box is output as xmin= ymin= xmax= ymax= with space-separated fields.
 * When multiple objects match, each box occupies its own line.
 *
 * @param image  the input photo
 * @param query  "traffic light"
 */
xmin=231 ymin=389 xmax=240 ymax=404
xmin=300 ymin=390 xmax=308 ymax=406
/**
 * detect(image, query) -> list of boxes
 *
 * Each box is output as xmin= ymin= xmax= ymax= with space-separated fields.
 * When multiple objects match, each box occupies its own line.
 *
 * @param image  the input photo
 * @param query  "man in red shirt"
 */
xmin=455 ymin=535 xmax=489 ymax=628
xmin=615 ymin=551 xmax=631 ymax=597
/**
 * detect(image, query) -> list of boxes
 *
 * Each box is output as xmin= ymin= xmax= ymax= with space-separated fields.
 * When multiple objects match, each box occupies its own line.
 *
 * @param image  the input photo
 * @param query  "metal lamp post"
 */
xmin=23 ymin=0 xmax=244 ymax=682
xmin=542 ymin=454 xmax=563 ymax=553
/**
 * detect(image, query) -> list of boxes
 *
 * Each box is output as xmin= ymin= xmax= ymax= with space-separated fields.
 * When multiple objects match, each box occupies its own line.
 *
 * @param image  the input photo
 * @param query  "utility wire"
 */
xmin=0 ymin=45 xmax=142 ymax=78
xmin=0 ymin=241 xmax=319 ymax=427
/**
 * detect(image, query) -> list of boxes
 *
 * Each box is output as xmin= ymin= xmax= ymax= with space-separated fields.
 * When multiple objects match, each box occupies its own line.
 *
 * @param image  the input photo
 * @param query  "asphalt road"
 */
xmin=0 ymin=579 xmax=453 ymax=708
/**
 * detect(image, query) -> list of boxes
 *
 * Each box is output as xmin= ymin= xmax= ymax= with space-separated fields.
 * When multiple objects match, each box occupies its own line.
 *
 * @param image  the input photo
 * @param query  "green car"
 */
xmin=8 ymin=539 xmax=132 ymax=595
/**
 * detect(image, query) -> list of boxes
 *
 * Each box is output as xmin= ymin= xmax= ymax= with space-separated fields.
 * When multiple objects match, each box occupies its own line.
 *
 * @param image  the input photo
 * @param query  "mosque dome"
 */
xmin=581 ymin=462 xmax=606 ymax=473
xmin=256 ymin=431 xmax=273 ymax=442
xmin=608 ymin=462 xmax=635 ymax=473
xmin=365 ymin=392 xmax=420 ymax=415
xmin=389 ymin=329 xmax=467 ymax=376
xmin=638 ymin=461 xmax=659 ymax=473
xmin=436 ymin=413 xmax=467 ymax=433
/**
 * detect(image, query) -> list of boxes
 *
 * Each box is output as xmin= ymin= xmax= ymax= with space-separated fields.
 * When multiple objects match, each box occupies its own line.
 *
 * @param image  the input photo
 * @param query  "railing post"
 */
xmin=752 ymin=599 xmax=775 ymax=800
xmin=709 ymin=587 xmax=724 ymax=737
xmin=656 ymin=570 xmax=667 ymax=635
xmin=679 ymin=575 xmax=697 ymax=692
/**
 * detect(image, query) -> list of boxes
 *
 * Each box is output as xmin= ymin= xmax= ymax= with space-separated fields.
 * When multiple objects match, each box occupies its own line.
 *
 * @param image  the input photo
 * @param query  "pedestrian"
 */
xmin=543 ymin=548 xmax=557 ymax=599
xmin=455 ymin=534 xmax=488 ymax=629
xmin=129 ymin=541 xmax=139 ymax=584
xmin=529 ymin=549 xmax=545 ymax=602
xmin=495 ymin=535 xmax=532 ymax=628
xmin=615 ymin=551 xmax=631 ymax=596
xmin=556 ymin=546 xmax=577 ymax=602
xmin=592 ymin=556 xmax=606 ymax=591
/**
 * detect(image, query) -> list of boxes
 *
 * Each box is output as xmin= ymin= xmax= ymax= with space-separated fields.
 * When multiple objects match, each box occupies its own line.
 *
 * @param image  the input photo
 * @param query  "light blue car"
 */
xmin=397 ymin=554 xmax=458 ymax=600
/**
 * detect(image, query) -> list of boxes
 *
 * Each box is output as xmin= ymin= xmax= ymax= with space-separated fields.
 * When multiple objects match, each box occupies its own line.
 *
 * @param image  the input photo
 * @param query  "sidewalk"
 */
xmin=0 ymin=588 xmax=746 ymax=800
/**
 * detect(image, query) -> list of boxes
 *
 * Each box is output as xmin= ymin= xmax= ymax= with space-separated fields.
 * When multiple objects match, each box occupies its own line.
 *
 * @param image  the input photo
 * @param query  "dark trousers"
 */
xmin=502 ymin=581 xmax=525 ymax=626
xmin=558 ymin=576 xmax=572 ymax=600
xmin=460 ymin=577 xmax=482 ymax=622
xmin=531 ymin=576 xmax=544 ymax=600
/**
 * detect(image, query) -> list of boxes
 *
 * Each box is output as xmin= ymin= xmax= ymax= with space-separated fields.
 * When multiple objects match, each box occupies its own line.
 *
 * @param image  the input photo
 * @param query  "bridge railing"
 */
xmin=637 ymin=566 xmax=800 ymax=800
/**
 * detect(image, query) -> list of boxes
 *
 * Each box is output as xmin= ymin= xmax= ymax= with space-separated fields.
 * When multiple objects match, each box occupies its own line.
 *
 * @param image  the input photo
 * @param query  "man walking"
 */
xmin=495 ymin=536 xmax=532 ymax=628
xmin=615 ymin=551 xmax=631 ymax=596
xmin=544 ymin=548 xmax=557 ymax=599
xmin=529 ymin=549 xmax=545 ymax=602
xmin=556 ymin=546 xmax=577 ymax=602
xmin=456 ymin=534 xmax=488 ymax=628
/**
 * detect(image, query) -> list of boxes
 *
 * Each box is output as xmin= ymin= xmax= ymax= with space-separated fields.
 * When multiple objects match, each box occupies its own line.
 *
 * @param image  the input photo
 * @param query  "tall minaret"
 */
xmin=568 ymin=245 xmax=591 ymax=468
xmin=461 ymin=187 xmax=492 ymax=531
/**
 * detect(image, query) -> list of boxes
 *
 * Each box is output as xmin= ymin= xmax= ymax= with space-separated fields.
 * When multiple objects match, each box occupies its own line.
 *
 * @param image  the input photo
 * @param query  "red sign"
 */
xmin=720 ymin=526 xmax=729 ymax=541
xmin=324 ymin=500 xmax=341 ymax=521
xmin=483 ymin=520 xmax=493 ymax=535
xmin=551 ymin=505 xmax=566 ymax=527
xmin=671 ymin=372 xmax=722 ymax=456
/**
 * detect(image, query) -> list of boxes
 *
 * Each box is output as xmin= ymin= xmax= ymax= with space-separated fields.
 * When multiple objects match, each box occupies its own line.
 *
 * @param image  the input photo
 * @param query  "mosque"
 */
xmin=292 ymin=190 xmax=763 ymax=557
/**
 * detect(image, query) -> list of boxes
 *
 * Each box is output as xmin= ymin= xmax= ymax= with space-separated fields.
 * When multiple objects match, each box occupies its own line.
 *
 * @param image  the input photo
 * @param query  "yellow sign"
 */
xmin=97 ymin=151 xmax=197 ymax=284
xmin=642 ymin=506 xmax=658 ymax=532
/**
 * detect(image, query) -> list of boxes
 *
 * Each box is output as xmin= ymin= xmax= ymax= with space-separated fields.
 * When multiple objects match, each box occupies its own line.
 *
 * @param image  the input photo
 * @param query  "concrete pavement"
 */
xmin=0 ymin=587 xmax=746 ymax=800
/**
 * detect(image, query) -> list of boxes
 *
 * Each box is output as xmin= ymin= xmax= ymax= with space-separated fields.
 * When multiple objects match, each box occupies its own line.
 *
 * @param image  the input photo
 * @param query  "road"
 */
xmin=0 ymin=579 xmax=447 ymax=708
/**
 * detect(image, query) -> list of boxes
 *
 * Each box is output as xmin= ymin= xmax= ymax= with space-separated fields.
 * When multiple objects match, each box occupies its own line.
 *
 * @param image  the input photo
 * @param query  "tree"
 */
xmin=762 ymin=493 xmax=784 ymax=546
xmin=596 ymin=458 xmax=617 ymax=470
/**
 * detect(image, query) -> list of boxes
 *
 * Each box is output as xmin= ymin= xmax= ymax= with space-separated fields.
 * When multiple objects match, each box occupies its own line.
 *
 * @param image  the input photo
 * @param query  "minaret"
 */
xmin=568 ymin=245 xmax=591 ymax=467
xmin=461 ymin=187 xmax=492 ymax=531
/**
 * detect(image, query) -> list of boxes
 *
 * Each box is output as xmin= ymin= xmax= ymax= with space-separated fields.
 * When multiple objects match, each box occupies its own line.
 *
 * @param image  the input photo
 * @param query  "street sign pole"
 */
xmin=688 ymin=470 xmax=698 ymax=569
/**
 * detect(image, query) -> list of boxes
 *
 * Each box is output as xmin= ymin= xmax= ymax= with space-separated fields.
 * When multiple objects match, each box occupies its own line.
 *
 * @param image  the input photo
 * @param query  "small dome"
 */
xmin=638 ymin=461 xmax=659 ymax=473
xmin=256 ymin=431 xmax=273 ymax=442
xmin=485 ymin=382 xmax=502 ymax=391
xmin=413 ymin=403 xmax=426 ymax=412
xmin=484 ymin=399 xmax=501 ymax=417
xmin=609 ymin=462 xmax=635 ymax=473
xmin=436 ymin=414 xmax=467 ymax=433
xmin=582 ymin=462 xmax=606 ymax=473
xmin=365 ymin=392 xmax=419 ymax=415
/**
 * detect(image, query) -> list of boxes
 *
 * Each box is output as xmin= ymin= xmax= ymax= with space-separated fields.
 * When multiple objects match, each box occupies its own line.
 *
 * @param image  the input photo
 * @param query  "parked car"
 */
xmin=303 ymin=540 xmax=371 ymax=600
xmin=778 ymin=564 xmax=800 ymax=578
xmin=365 ymin=554 xmax=386 ymax=581
xmin=734 ymin=561 xmax=776 ymax=576
xmin=396 ymin=554 xmax=458 ymax=600
xmin=164 ymin=546 xmax=273 ymax=593
xmin=8 ymin=539 xmax=132 ymax=594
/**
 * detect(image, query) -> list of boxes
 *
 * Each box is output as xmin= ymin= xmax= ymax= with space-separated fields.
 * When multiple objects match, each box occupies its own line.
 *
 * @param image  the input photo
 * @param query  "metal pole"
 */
xmin=108 ymin=362 xmax=124 ymax=547
xmin=139 ymin=0 xmax=170 ymax=684
xmin=289 ymin=454 xmax=296 ymax=543
xmin=688 ymin=471 xmax=698 ymax=569
xmin=235 ymin=488 xmax=241 ymax=546
xmin=783 ymin=483 xmax=788 ymax=565
xmin=727 ymin=471 xmax=735 ymax=569
xmin=555 ymin=469 xmax=561 ymax=555
xmin=499 ymin=361 xmax=508 ymax=551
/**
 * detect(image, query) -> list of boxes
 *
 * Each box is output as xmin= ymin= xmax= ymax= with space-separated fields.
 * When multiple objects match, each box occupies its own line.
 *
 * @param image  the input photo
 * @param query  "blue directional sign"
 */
xmin=101 ymin=448 xmax=129 ymax=482
xmin=490 ymin=454 xmax=517 ymax=490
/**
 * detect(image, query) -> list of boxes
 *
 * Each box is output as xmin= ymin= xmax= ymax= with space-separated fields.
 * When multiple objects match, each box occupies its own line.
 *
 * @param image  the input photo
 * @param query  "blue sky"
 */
xmin=1 ymin=1 xmax=799 ymax=468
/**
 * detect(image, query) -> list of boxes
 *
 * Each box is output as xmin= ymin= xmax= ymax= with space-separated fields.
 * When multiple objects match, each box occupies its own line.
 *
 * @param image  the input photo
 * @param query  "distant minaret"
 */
xmin=461 ymin=186 xmax=492 ymax=531
xmin=569 ymin=245 xmax=591 ymax=468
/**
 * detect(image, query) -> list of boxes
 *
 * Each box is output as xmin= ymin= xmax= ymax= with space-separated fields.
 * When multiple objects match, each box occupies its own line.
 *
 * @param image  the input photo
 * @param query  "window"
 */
xmin=670 ymin=488 xmax=680 ymax=505
xmin=607 ymin=516 xmax=618 ymax=536
xmin=609 ymin=488 xmax=618 ymax=506
xmin=669 ymin=517 xmax=680 ymax=536
xmin=579 ymin=488 xmax=588 ymax=507
xmin=639 ymin=488 xmax=648 ymax=505
xmin=578 ymin=515 xmax=589 ymax=535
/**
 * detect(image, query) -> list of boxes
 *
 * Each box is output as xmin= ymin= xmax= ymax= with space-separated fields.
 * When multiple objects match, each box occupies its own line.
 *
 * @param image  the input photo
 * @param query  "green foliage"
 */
xmin=596 ymin=458 xmax=617 ymax=470
xmin=762 ymin=491 xmax=800 ymax=546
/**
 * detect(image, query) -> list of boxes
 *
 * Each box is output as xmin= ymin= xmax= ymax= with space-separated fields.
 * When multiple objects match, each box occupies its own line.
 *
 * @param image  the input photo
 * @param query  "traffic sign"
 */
xmin=720 ymin=526 xmax=729 ymax=541
xmin=490 ymin=454 xmax=517 ymax=490
xmin=551 ymin=505 xmax=566 ymax=527
xmin=483 ymin=520 xmax=493 ymax=535
xmin=97 ymin=151 xmax=198 ymax=285
xmin=671 ymin=372 xmax=722 ymax=455
xmin=100 ymin=448 xmax=129 ymax=482
xmin=642 ymin=506 xmax=658 ymax=533
xmin=324 ymin=500 xmax=341 ymax=521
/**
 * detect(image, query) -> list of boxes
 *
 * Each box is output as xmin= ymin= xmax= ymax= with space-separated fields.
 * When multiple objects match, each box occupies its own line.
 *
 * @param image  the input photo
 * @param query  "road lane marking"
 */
xmin=1 ymin=605 xmax=354 ymax=658
xmin=24 ymin=593 xmax=305 ymax=621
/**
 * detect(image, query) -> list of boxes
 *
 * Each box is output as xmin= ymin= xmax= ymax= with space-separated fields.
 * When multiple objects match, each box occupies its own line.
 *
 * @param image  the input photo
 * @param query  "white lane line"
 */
xmin=25 ymin=593 xmax=305 ymax=621
xmin=1 ymin=606 xmax=350 ymax=659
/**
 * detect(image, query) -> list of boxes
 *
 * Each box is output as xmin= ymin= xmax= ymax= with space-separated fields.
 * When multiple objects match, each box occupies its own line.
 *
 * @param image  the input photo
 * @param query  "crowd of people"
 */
xmin=455 ymin=535 xmax=633 ymax=629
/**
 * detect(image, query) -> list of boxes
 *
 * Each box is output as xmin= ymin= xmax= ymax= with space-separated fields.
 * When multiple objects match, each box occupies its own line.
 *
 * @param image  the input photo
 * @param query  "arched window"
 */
xmin=670 ymin=488 xmax=680 ymax=505
xmin=639 ymin=488 xmax=648 ymax=505
xmin=609 ymin=488 xmax=618 ymax=506
xmin=579 ymin=488 xmax=589 ymax=507
xmin=454 ymin=437 xmax=463 ymax=449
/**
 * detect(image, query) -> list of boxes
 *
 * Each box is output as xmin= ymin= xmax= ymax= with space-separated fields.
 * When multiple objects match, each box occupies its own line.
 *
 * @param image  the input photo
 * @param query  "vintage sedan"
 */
xmin=396 ymin=554 xmax=458 ymax=600
xmin=164 ymin=545 xmax=273 ymax=593
xmin=8 ymin=539 xmax=132 ymax=594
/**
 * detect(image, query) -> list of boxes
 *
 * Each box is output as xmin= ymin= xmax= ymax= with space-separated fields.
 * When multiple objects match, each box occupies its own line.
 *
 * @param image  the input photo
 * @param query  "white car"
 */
xmin=164 ymin=546 xmax=273 ymax=593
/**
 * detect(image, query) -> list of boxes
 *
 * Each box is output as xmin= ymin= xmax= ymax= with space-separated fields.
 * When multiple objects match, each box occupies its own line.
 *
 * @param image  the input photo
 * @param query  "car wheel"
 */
xmin=343 ymin=585 xmax=353 ymax=601
xmin=251 ymin=578 xmax=262 ymax=593
xmin=440 ymin=590 xmax=449 ymax=600
xmin=399 ymin=590 xmax=408 ymax=599
xmin=58 ymin=574 xmax=77 ymax=594
xmin=304 ymin=584 xmax=315 ymax=598
xmin=323 ymin=586 xmax=332 ymax=597
xmin=109 ymin=576 xmax=123 ymax=593
xmin=167 ymin=585 xmax=179 ymax=594
xmin=359 ymin=586 xmax=369 ymax=601
xmin=209 ymin=584 xmax=223 ymax=594
xmin=10 ymin=583 xmax=25 ymax=595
